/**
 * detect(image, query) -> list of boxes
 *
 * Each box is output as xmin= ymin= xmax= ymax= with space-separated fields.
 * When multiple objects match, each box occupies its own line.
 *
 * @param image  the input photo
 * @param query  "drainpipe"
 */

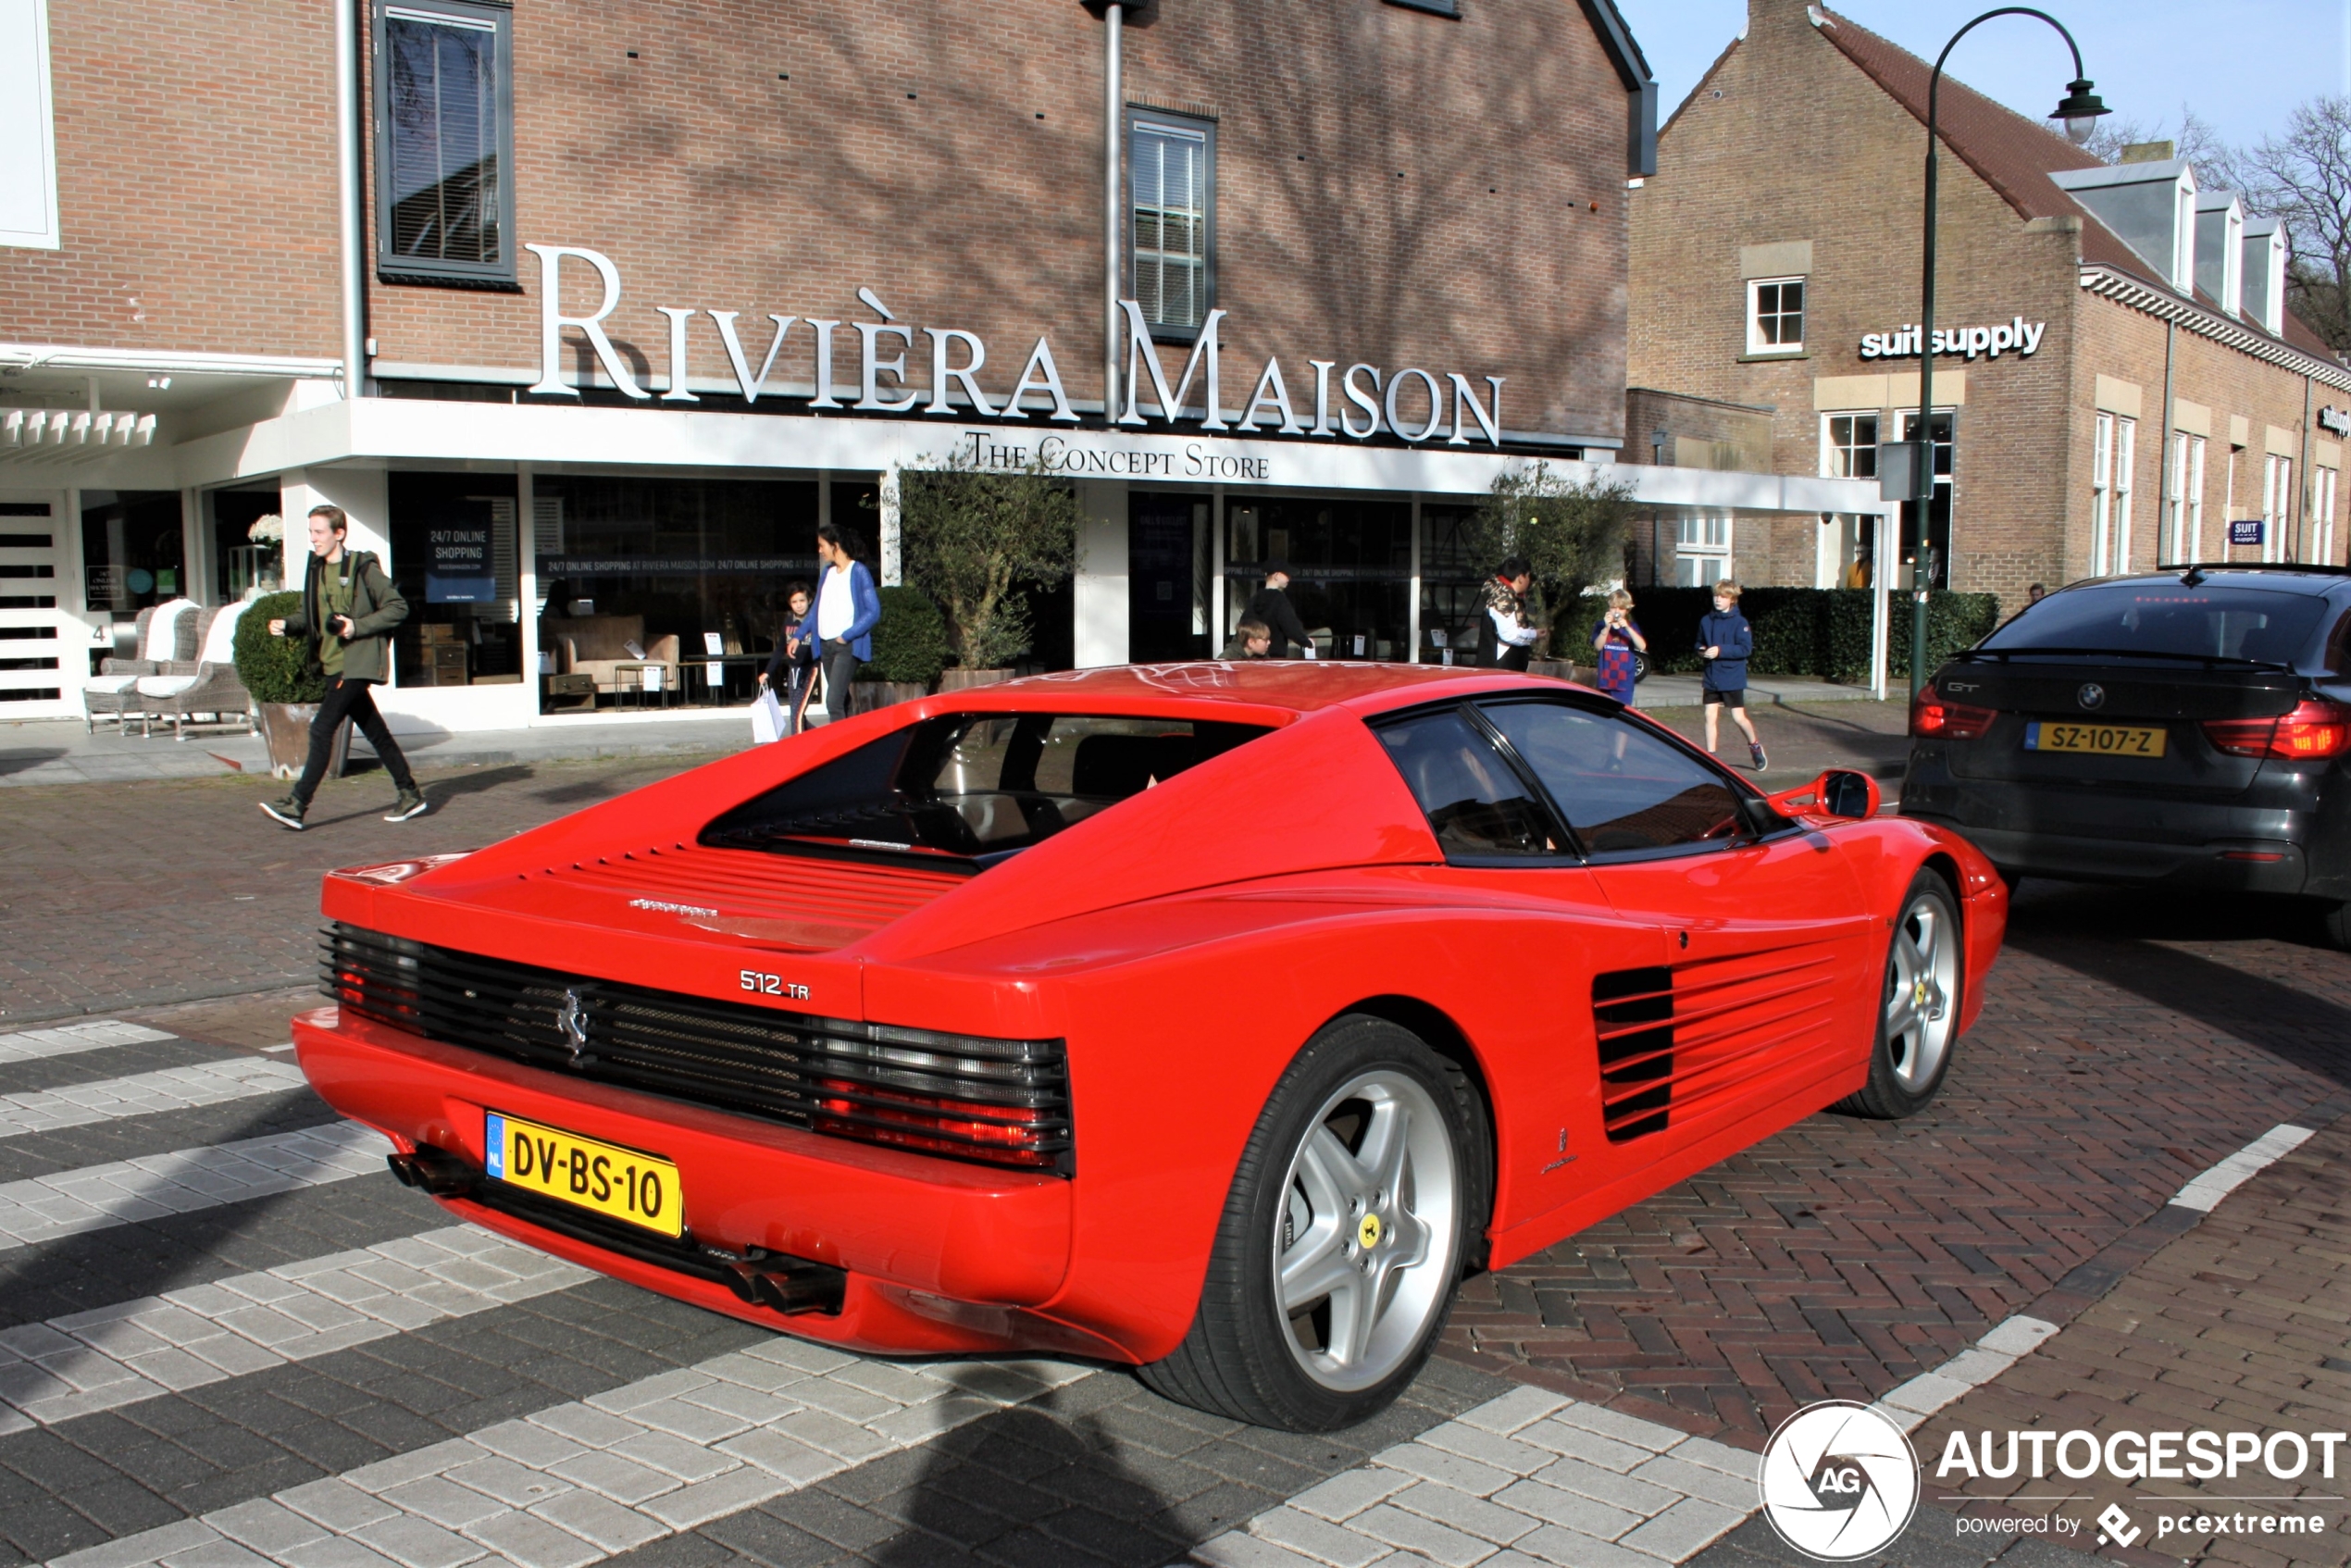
xmin=2158 ymin=318 xmax=2175 ymax=562
xmin=335 ymin=0 xmax=367 ymax=399
xmin=1101 ymin=3 xmax=1124 ymax=424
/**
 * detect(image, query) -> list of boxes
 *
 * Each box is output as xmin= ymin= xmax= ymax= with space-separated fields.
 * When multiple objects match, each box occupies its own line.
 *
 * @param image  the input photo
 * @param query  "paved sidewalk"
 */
xmin=1629 ymin=673 xmax=1879 ymax=709
xmin=0 ymin=715 xmax=746 ymax=788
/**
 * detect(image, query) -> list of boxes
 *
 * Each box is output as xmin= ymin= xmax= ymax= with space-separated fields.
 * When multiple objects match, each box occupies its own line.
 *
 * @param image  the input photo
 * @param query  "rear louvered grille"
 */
xmin=321 ymin=923 xmax=1073 ymax=1175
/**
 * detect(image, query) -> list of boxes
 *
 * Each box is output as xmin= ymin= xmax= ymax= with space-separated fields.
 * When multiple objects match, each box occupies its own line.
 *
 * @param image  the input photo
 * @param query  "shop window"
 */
xmin=81 ymin=491 xmax=184 ymax=621
xmin=1130 ymin=111 xmax=1214 ymax=340
xmin=1899 ymin=409 xmax=1956 ymax=589
xmin=1225 ymin=496 xmax=1411 ymax=660
xmin=374 ymin=0 xmax=516 ymax=287
xmin=1746 ymin=277 xmax=1804 ymax=355
xmin=2165 ymin=432 xmax=2206 ymax=565
xmin=1418 ymin=504 xmax=1484 ymax=665
xmin=388 ymin=471 xmax=519 ymax=688
xmin=533 ymin=475 xmax=820 ymax=712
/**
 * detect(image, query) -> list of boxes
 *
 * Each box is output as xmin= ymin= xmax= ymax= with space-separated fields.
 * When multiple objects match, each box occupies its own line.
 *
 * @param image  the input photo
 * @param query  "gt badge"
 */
xmin=1357 ymin=1213 xmax=1383 ymax=1251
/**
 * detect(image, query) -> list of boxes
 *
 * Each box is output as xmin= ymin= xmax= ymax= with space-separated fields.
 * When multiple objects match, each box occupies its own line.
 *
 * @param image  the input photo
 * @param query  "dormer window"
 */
xmin=2243 ymin=218 xmax=2288 ymax=337
xmin=2196 ymin=191 xmax=2245 ymax=317
xmin=2051 ymin=158 xmax=2197 ymax=295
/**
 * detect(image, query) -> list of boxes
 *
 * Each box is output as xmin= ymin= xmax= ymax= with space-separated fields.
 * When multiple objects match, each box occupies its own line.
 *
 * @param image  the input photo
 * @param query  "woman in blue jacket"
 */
xmin=808 ymin=523 xmax=880 ymax=726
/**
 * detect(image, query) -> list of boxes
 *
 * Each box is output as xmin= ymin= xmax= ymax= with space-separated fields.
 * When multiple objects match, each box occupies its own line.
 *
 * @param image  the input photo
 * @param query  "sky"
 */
xmin=1612 ymin=0 xmax=2345 ymax=158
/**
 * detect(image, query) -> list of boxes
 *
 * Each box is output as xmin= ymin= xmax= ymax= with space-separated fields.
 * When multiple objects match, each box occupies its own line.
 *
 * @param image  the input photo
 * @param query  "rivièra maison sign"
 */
xmin=523 ymin=244 xmax=1509 ymax=447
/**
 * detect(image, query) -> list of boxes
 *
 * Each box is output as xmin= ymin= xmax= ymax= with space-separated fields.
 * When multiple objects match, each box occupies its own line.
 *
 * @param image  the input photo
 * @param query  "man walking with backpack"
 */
xmin=259 ymin=504 xmax=428 ymax=828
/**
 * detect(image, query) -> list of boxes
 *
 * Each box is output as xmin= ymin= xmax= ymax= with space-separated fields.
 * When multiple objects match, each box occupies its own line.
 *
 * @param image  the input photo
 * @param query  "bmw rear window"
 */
xmin=701 ymin=713 xmax=1271 ymax=865
xmin=1981 ymin=581 xmax=2331 ymax=665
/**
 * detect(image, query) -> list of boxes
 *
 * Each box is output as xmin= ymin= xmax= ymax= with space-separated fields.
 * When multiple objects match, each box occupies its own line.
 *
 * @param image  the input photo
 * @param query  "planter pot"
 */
xmin=848 ymin=680 xmax=929 ymax=716
xmin=938 ymin=668 xmax=1014 ymax=692
xmin=257 ymin=703 xmax=350 ymax=780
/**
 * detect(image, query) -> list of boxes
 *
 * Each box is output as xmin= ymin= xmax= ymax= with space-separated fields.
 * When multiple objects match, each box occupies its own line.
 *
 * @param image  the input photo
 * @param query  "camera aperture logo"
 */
xmin=1760 ymin=1401 xmax=1922 ymax=1562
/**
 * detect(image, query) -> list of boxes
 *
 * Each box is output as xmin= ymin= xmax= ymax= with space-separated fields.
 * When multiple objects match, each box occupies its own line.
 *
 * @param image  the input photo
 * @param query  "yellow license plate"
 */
xmin=2025 ymin=721 xmax=2168 ymax=758
xmin=484 ymin=1112 xmax=684 ymax=1238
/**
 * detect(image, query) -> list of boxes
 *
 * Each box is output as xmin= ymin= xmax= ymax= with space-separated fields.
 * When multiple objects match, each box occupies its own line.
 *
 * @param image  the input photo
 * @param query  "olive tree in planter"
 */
xmin=900 ymin=451 xmax=1080 ymax=685
xmin=233 ymin=591 xmax=346 ymax=779
xmin=851 ymin=586 xmax=949 ymax=713
xmin=1467 ymin=463 xmax=1638 ymax=676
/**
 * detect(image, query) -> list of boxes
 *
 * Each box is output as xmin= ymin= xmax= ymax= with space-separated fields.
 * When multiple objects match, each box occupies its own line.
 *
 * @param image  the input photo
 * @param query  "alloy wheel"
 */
xmin=1883 ymin=890 xmax=1959 ymax=1094
xmin=1271 ymin=1070 xmax=1459 ymax=1393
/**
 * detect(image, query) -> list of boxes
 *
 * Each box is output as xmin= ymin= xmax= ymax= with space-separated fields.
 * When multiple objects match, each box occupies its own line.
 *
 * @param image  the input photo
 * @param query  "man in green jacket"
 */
xmin=259 ymin=504 xmax=429 ymax=828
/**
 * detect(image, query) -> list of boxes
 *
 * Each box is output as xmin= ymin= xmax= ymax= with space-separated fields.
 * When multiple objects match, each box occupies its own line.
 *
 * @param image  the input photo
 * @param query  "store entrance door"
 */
xmin=1128 ymin=493 xmax=1209 ymax=662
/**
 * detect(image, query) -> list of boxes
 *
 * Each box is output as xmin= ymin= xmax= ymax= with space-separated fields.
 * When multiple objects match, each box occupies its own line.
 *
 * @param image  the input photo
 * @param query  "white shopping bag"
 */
xmin=751 ymin=688 xmax=787 ymax=744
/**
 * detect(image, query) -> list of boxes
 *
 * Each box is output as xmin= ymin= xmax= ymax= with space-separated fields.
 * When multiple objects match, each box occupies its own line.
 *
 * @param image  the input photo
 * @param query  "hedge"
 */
xmin=857 ymin=585 xmax=950 ymax=687
xmin=1617 ymin=587 xmax=2002 ymax=685
xmin=232 ymin=591 xmax=328 ymax=705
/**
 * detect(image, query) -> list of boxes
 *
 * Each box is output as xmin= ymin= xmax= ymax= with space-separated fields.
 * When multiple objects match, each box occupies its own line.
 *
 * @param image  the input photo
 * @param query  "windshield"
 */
xmin=701 ymin=713 xmax=1272 ymax=864
xmin=1979 ymin=581 xmax=2330 ymax=665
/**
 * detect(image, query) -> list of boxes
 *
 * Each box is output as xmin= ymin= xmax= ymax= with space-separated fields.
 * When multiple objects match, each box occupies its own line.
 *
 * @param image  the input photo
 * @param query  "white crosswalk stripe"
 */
xmin=49 ymin=1338 xmax=1095 ymax=1568
xmin=0 ymin=1121 xmax=391 ymax=1251
xmin=0 ymin=1021 xmax=176 ymax=1064
xmin=0 ymin=1058 xmax=311 ymax=1139
xmin=0 ymin=1224 xmax=596 ymax=1434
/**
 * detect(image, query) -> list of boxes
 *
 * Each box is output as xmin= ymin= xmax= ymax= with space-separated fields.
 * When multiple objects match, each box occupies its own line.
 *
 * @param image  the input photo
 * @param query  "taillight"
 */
xmin=814 ymin=1077 xmax=1059 ymax=1169
xmin=1911 ymin=689 xmax=1996 ymax=740
xmin=2202 ymin=698 xmax=2351 ymax=760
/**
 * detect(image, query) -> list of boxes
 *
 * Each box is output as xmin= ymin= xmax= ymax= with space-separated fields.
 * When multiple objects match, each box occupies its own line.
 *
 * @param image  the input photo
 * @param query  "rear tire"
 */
xmin=1834 ymin=871 xmax=1962 ymax=1120
xmin=1137 ymin=1015 xmax=1489 ymax=1431
xmin=2321 ymin=901 xmax=2351 ymax=951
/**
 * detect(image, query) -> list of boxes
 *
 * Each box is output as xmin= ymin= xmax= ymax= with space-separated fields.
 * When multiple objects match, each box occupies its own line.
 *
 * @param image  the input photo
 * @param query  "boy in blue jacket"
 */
xmin=1698 ymin=579 xmax=1767 ymax=770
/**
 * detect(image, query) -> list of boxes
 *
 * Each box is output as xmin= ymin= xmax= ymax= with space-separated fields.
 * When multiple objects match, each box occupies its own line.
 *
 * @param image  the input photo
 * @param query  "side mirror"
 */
xmin=1766 ymin=768 xmax=1880 ymax=821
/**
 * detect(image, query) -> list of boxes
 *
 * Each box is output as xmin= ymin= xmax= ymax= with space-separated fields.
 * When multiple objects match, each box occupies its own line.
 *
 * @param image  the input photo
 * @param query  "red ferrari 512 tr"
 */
xmin=297 ymin=663 xmax=2005 ymax=1432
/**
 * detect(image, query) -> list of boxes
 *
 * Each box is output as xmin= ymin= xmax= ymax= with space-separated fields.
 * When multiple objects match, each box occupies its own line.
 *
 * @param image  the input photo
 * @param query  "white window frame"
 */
xmin=2314 ymin=465 xmax=2339 ymax=566
xmin=2165 ymin=431 xmax=2206 ymax=565
xmin=1674 ymin=514 xmax=1733 ymax=587
xmin=1746 ymin=276 xmax=1805 ymax=356
xmin=2109 ymin=417 xmax=2136 ymax=573
xmin=0 ymin=0 xmax=61 ymax=250
xmin=2264 ymin=453 xmax=2292 ymax=563
xmin=2092 ymin=413 xmax=2114 ymax=575
xmin=1820 ymin=413 xmax=1878 ymax=480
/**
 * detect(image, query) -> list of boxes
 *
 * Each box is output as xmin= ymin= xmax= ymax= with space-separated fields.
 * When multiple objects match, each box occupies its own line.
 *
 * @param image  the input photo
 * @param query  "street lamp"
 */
xmin=1909 ymin=8 xmax=2108 ymax=700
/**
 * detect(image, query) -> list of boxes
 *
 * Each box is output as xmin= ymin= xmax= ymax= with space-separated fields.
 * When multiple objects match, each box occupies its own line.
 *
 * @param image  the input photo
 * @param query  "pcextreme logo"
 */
xmin=1759 ymin=1401 xmax=1922 ymax=1562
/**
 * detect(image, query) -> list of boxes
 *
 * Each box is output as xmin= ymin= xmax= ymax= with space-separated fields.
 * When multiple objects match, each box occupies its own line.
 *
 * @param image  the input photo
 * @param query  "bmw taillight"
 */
xmin=1910 ymin=690 xmax=1996 ymax=740
xmin=2202 ymin=697 xmax=2351 ymax=761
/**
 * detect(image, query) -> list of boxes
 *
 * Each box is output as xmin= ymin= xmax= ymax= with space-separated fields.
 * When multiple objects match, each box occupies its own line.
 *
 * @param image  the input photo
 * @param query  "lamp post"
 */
xmin=1910 ymin=8 xmax=2107 ymax=699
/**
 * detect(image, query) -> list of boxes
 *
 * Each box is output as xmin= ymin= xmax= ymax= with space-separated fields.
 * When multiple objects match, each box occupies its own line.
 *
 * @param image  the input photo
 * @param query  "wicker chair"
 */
xmin=81 ymin=599 xmax=201 ymax=732
xmin=137 ymin=602 xmax=255 ymax=740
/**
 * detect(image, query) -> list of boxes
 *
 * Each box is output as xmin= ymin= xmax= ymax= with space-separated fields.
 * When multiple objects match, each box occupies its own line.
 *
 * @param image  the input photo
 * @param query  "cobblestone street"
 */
xmin=0 ymin=749 xmax=2345 ymax=1568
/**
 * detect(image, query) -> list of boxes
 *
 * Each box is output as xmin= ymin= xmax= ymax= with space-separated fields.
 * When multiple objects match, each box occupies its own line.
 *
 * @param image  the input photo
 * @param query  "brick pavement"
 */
xmin=0 ymin=754 xmax=718 ymax=1025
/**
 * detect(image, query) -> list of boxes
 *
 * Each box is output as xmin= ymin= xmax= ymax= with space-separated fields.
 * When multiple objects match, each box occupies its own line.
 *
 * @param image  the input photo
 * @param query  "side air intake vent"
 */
xmin=1592 ymin=966 xmax=1673 ymax=1142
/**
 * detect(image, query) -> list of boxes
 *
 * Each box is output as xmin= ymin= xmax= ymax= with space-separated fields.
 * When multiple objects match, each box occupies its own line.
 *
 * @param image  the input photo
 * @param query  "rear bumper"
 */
xmin=1901 ymin=815 xmax=2310 ymax=893
xmin=292 ymin=1006 xmax=1106 ymax=1359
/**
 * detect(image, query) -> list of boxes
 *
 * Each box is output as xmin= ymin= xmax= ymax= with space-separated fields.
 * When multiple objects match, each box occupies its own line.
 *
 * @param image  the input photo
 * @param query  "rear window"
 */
xmin=1982 ymin=581 xmax=2330 ymax=665
xmin=701 ymin=713 xmax=1271 ymax=865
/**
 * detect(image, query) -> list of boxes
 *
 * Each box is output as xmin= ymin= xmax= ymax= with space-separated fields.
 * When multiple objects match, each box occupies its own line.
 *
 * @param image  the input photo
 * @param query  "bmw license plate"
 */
xmin=2024 ymin=721 xmax=2167 ymax=758
xmin=484 ymin=1112 xmax=684 ymax=1238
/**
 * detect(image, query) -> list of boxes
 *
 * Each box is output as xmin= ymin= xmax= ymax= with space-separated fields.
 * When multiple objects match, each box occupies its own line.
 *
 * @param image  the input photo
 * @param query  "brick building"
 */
xmin=1627 ymin=0 xmax=2351 ymax=612
xmin=1 ymin=0 xmax=1879 ymax=727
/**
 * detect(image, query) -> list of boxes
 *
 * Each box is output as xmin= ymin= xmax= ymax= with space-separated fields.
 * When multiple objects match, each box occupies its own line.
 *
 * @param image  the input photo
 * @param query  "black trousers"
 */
xmin=294 ymin=678 xmax=416 ymax=803
xmin=815 ymin=641 xmax=861 ymax=723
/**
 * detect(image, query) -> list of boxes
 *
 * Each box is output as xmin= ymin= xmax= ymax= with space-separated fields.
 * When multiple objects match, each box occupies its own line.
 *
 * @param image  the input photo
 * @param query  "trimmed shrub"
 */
xmin=232 ymin=591 xmax=327 ymax=704
xmin=858 ymin=585 xmax=949 ymax=687
xmin=1623 ymin=586 xmax=2001 ymax=685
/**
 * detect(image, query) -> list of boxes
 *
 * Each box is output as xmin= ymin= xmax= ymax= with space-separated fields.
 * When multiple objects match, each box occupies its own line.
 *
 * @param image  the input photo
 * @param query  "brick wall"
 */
xmin=1627 ymin=0 xmax=2345 ymax=603
xmin=0 ymin=0 xmax=342 ymax=357
xmin=6 ymin=1 xmax=1636 ymax=445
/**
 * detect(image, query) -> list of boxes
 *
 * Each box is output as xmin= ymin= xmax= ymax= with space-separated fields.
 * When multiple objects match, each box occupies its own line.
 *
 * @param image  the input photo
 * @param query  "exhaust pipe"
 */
xmin=704 ymin=1243 xmax=847 ymax=1316
xmin=387 ymin=1145 xmax=479 ymax=1197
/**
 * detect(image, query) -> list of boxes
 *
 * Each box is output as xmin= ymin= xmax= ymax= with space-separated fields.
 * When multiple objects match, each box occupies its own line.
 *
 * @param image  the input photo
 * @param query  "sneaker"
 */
xmin=384 ymin=790 xmax=429 ymax=823
xmin=259 ymin=796 xmax=306 ymax=830
xmin=1749 ymin=741 xmax=1769 ymax=771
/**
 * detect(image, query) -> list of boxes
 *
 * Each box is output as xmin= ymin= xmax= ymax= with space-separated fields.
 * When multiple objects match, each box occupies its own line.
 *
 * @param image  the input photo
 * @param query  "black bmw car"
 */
xmin=1900 ymin=566 xmax=2351 ymax=941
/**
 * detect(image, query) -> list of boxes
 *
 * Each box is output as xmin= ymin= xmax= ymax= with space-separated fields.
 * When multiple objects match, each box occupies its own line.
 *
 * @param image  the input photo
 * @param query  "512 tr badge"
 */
xmin=740 ymin=970 xmax=810 ymax=1001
